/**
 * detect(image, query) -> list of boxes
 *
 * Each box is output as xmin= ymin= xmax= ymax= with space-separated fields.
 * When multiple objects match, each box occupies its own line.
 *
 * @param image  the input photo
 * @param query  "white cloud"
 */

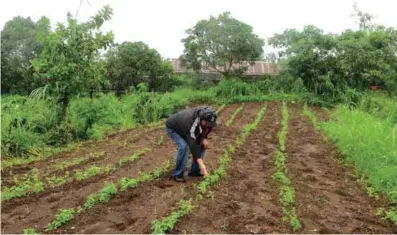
xmin=1 ymin=0 xmax=396 ymax=58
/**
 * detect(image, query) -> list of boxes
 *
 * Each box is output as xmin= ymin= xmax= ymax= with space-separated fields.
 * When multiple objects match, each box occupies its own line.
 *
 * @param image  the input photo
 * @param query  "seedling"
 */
xmin=23 ymin=228 xmax=38 ymax=235
xmin=225 ymin=104 xmax=244 ymax=127
xmin=46 ymin=208 xmax=75 ymax=232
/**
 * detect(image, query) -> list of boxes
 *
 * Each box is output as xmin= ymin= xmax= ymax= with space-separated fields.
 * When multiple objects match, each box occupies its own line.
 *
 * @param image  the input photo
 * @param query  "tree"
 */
xmin=1 ymin=16 xmax=49 ymax=94
xmin=105 ymin=41 xmax=175 ymax=93
xmin=31 ymin=5 xmax=114 ymax=119
xmin=180 ymin=12 xmax=264 ymax=77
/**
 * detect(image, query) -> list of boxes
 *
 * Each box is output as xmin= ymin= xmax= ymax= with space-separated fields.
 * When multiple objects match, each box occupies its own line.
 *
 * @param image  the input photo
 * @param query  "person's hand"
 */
xmin=201 ymin=167 xmax=209 ymax=177
xmin=197 ymin=158 xmax=209 ymax=177
xmin=201 ymin=138 xmax=209 ymax=150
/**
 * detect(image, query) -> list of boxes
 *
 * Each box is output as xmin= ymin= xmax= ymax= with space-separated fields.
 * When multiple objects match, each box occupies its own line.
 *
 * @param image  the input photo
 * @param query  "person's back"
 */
xmin=165 ymin=106 xmax=217 ymax=182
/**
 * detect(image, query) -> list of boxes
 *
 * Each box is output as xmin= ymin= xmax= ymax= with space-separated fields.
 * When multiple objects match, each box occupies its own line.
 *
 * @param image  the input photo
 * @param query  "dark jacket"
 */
xmin=166 ymin=106 xmax=213 ymax=159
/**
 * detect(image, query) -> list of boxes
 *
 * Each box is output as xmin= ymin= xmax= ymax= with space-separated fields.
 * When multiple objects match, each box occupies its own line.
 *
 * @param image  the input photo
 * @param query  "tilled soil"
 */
xmin=286 ymin=103 xmax=395 ymax=234
xmin=2 ymin=102 xmax=396 ymax=234
xmin=0 ymin=103 xmax=241 ymax=234
xmin=173 ymin=101 xmax=290 ymax=234
xmin=53 ymin=103 xmax=263 ymax=234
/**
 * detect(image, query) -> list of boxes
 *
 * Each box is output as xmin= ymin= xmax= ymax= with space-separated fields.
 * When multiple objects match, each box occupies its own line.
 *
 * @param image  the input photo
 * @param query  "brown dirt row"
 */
xmin=51 ymin=102 xmax=263 ymax=234
xmin=0 ymin=103 xmax=237 ymax=234
xmin=286 ymin=103 xmax=396 ymax=234
xmin=173 ymin=101 xmax=291 ymax=234
xmin=1 ymin=127 xmax=164 ymax=187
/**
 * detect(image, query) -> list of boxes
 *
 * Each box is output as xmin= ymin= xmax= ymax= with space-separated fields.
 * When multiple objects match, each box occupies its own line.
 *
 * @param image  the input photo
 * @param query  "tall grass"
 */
xmin=357 ymin=92 xmax=397 ymax=124
xmin=321 ymin=106 xmax=397 ymax=204
xmin=1 ymin=84 xmax=217 ymax=157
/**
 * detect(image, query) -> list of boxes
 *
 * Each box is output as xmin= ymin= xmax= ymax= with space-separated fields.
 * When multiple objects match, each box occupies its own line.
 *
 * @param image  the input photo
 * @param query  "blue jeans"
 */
xmin=166 ymin=127 xmax=205 ymax=177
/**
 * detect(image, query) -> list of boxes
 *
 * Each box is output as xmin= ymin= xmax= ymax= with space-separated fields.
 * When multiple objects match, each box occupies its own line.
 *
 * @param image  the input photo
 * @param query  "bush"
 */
xmin=1 ymin=96 xmax=58 ymax=156
xmin=66 ymin=94 xmax=125 ymax=139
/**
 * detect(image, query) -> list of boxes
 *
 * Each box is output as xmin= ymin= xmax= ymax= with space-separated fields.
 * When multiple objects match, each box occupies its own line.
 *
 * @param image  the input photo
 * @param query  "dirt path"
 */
xmin=52 ymin=103 xmax=263 ymax=234
xmin=0 ymin=104 xmax=237 ymax=234
xmin=286 ymin=103 xmax=395 ymax=234
xmin=173 ymin=101 xmax=291 ymax=234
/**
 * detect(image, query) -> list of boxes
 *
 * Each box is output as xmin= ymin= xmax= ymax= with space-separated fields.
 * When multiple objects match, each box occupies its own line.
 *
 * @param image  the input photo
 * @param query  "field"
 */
xmin=1 ymin=101 xmax=396 ymax=234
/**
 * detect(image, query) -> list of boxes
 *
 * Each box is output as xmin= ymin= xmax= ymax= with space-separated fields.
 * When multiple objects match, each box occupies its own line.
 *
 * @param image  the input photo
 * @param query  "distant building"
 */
xmin=171 ymin=58 xmax=279 ymax=76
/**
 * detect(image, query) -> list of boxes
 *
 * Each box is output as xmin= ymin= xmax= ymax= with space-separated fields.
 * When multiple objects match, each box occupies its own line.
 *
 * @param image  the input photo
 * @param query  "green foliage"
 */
xmin=225 ymin=104 xmax=244 ymax=127
xmin=272 ymin=102 xmax=302 ymax=231
xmin=269 ymin=11 xmax=397 ymax=102
xmin=152 ymin=199 xmax=194 ymax=234
xmin=118 ymin=149 xmax=149 ymax=167
xmin=66 ymin=94 xmax=127 ymax=139
xmin=1 ymin=16 xmax=49 ymax=94
xmin=357 ymin=92 xmax=397 ymax=124
xmin=83 ymin=194 xmax=97 ymax=209
xmin=1 ymin=96 xmax=58 ymax=156
xmin=46 ymin=208 xmax=75 ymax=232
xmin=105 ymin=42 xmax=177 ymax=93
xmin=46 ymin=171 xmax=71 ymax=187
xmin=302 ymin=103 xmax=319 ymax=130
xmin=211 ymin=79 xmax=307 ymax=104
xmin=181 ymin=12 xmax=264 ymax=77
xmin=98 ymin=182 xmax=117 ymax=202
xmin=279 ymin=102 xmax=289 ymax=152
xmin=23 ymin=227 xmax=39 ymax=235
xmin=321 ymin=106 xmax=397 ymax=203
xmin=74 ymin=165 xmax=112 ymax=181
xmin=2 ymin=168 xmax=44 ymax=201
xmin=30 ymin=5 xmax=114 ymax=118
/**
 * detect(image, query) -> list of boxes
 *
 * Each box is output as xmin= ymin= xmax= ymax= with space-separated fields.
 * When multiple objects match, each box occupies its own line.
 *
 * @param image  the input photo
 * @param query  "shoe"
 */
xmin=170 ymin=175 xmax=185 ymax=183
xmin=188 ymin=171 xmax=204 ymax=177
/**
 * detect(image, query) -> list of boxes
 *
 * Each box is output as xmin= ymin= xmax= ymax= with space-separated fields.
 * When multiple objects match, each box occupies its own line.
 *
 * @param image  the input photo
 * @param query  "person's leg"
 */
xmin=189 ymin=148 xmax=206 ymax=175
xmin=166 ymin=128 xmax=188 ymax=178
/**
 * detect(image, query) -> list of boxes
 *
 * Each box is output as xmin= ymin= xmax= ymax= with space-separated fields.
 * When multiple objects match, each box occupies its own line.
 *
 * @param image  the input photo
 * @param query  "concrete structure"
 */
xmin=171 ymin=58 xmax=279 ymax=76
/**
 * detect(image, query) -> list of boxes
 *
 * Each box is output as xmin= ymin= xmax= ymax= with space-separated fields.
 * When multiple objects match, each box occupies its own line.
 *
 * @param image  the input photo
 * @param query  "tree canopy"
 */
xmin=180 ymin=12 xmax=264 ymax=77
xmin=105 ymin=41 xmax=175 ymax=93
xmin=30 ymin=5 xmax=114 ymax=113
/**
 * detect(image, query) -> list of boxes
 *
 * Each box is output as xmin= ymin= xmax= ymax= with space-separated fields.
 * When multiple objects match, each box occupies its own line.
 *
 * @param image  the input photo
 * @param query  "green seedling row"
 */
xmin=2 ymin=120 xmax=165 ymax=171
xmin=2 ymin=149 xmax=150 ymax=202
xmin=37 ymin=158 xmax=172 ymax=233
xmin=273 ymin=102 xmax=302 ymax=231
xmin=225 ymin=104 xmax=245 ymax=127
xmin=151 ymin=104 xmax=267 ymax=234
xmin=302 ymin=103 xmax=319 ymax=130
xmin=152 ymin=199 xmax=194 ymax=234
xmin=216 ymin=104 xmax=226 ymax=114
xmin=8 ymin=151 xmax=104 ymax=190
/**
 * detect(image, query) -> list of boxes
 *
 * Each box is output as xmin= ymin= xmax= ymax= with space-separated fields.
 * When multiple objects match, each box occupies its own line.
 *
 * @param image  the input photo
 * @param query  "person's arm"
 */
xmin=186 ymin=137 xmax=208 ymax=176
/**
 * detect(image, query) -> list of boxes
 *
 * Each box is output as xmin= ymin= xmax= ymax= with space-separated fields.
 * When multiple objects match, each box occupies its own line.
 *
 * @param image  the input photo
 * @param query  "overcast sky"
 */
xmin=1 ymin=0 xmax=396 ymax=58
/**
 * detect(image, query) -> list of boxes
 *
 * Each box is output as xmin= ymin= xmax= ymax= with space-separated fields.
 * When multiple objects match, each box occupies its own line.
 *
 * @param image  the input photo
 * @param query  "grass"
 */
xmin=321 ymin=105 xmax=397 ymax=224
xmin=273 ymin=102 xmax=302 ymax=232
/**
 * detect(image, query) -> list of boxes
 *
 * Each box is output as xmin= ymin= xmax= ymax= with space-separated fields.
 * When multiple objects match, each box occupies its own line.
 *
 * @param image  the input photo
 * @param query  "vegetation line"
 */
xmin=225 ymin=104 xmax=245 ymax=127
xmin=2 ymin=148 xmax=150 ymax=202
xmin=272 ymin=102 xmax=302 ymax=231
xmin=312 ymin=105 xmax=397 ymax=225
xmin=28 ymin=158 xmax=172 ymax=233
xmin=2 ymin=121 xmax=164 ymax=170
xmin=151 ymin=104 xmax=267 ymax=234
